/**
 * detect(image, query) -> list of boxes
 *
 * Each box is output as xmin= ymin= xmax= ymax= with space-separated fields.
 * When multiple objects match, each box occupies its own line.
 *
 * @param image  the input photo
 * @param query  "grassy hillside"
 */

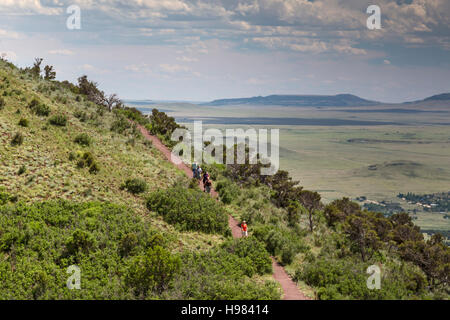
xmin=0 ymin=59 xmax=281 ymax=299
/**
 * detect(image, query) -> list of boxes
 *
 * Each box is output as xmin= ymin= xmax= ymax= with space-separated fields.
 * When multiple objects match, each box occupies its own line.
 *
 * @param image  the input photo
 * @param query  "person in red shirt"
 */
xmin=241 ymin=221 xmax=248 ymax=237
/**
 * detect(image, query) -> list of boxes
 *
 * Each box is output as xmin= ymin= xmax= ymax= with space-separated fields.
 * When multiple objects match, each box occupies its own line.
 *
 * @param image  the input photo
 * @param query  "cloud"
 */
xmin=3 ymin=0 xmax=449 ymax=55
xmin=0 ymin=29 xmax=22 ymax=39
xmin=0 ymin=51 xmax=18 ymax=62
xmin=0 ymin=0 xmax=62 ymax=15
xmin=176 ymin=56 xmax=198 ymax=62
xmin=159 ymin=63 xmax=191 ymax=73
xmin=48 ymin=49 xmax=75 ymax=55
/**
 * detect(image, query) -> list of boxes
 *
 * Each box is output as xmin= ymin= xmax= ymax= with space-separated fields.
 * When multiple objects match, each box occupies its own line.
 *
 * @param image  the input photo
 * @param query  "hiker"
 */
xmin=202 ymin=171 xmax=209 ymax=185
xmin=192 ymin=162 xmax=197 ymax=179
xmin=241 ymin=221 xmax=248 ymax=237
xmin=204 ymin=177 xmax=212 ymax=194
xmin=197 ymin=166 xmax=203 ymax=180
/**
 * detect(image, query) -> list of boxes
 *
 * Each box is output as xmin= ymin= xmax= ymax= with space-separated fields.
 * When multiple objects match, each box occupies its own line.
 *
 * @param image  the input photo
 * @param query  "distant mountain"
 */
xmin=403 ymin=92 xmax=450 ymax=105
xmin=205 ymin=94 xmax=380 ymax=107
xmin=423 ymin=93 xmax=450 ymax=101
xmin=123 ymin=99 xmax=155 ymax=106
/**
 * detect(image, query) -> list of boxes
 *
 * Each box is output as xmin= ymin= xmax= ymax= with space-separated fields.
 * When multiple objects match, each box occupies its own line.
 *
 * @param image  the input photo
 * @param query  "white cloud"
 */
xmin=159 ymin=63 xmax=191 ymax=73
xmin=0 ymin=0 xmax=62 ymax=15
xmin=0 ymin=51 xmax=18 ymax=62
xmin=48 ymin=49 xmax=75 ymax=56
xmin=0 ymin=28 xmax=22 ymax=39
xmin=176 ymin=56 xmax=198 ymax=62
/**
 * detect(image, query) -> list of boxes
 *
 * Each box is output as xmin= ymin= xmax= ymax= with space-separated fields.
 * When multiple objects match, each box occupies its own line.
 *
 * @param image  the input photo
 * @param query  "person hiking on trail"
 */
xmin=192 ymin=162 xmax=197 ymax=179
xmin=202 ymin=171 xmax=209 ymax=185
xmin=204 ymin=177 xmax=212 ymax=194
xmin=241 ymin=221 xmax=248 ymax=237
xmin=197 ymin=166 xmax=203 ymax=180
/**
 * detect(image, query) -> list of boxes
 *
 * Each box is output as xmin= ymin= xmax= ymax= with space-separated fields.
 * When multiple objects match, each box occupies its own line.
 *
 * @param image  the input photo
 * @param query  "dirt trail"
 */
xmin=137 ymin=124 xmax=311 ymax=300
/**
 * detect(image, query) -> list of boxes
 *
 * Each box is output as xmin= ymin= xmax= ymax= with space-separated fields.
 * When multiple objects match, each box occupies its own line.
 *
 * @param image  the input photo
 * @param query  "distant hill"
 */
xmin=404 ymin=92 xmax=450 ymax=104
xmin=205 ymin=94 xmax=380 ymax=107
xmin=423 ymin=93 xmax=450 ymax=101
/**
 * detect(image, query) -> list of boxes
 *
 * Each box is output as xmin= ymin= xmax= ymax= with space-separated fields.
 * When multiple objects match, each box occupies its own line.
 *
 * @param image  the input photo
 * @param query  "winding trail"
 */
xmin=137 ymin=124 xmax=311 ymax=300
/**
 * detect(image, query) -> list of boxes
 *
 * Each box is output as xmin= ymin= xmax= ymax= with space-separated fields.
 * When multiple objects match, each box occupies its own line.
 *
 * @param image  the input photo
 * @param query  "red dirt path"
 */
xmin=137 ymin=124 xmax=311 ymax=300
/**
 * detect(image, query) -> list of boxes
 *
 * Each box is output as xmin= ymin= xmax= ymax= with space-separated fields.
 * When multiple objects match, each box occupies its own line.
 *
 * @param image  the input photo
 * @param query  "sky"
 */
xmin=0 ymin=0 xmax=449 ymax=103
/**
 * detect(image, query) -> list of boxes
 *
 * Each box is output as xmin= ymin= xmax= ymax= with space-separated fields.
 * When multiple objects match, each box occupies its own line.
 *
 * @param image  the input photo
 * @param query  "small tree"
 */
xmin=299 ymin=190 xmax=323 ymax=232
xmin=44 ymin=65 xmax=56 ymax=80
xmin=103 ymin=93 xmax=122 ymax=112
xmin=343 ymin=215 xmax=382 ymax=262
xmin=31 ymin=58 xmax=43 ymax=78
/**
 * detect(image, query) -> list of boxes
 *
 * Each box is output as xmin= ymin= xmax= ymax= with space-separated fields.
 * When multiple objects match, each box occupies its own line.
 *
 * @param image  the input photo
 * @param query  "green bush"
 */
xmin=215 ymin=179 xmax=240 ymax=204
xmin=125 ymin=245 xmax=181 ymax=296
xmin=0 ymin=201 xmax=164 ymax=299
xmin=253 ymin=225 xmax=309 ymax=264
xmin=221 ymin=237 xmax=273 ymax=276
xmin=0 ymin=188 xmax=16 ymax=205
xmin=82 ymin=152 xmax=95 ymax=167
xmin=297 ymin=257 xmax=429 ymax=300
xmin=146 ymin=186 xmax=229 ymax=235
xmin=49 ymin=114 xmax=67 ymax=126
xmin=73 ymin=110 xmax=88 ymax=122
xmin=72 ymin=151 xmax=99 ymax=174
xmin=65 ymin=229 xmax=95 ymax=255
xmin=18 ymin=118 xmax=29 ymax=127
xmin=119 ymin=233 xmax=139 ymax=257
xmin=17 ymin=165 xmax=26 ymax=175
xmin=74 ymin=133 xmax=91 ymax=146
xmin=121 ymin=178 xmax=148 ymax=195
xmin=88 ymin=162 xmax=100 ymax=174
xmin=0 ymin=97 xmax=5 ymax=110
xmin=165 ymin=246 xmax=280 ymax=300
xmin=110 ymin=115 xmax=131 ymax=134
xmin=28 ymin=99 xmax=50 ymax=116
xmin=11 ymin=132 xmax=24 ymax=146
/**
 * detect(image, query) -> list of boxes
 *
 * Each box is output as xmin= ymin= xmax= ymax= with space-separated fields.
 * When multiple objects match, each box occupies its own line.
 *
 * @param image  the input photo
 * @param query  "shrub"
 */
xmin=0 ymin=201 xmax=172 ymax=299
xmin=215 ymin=179 xmax=240 ymax=204
xmin=17 ymin=165 xmax=26 ymax=175
xmin=74 ymin=133 xmax=91 ymax=146
xmin=221 ymin=237 xmax=273 ymax=276
xmin=82 ymin=152 xmax=95 ymax=167
xmin=125 ymin=246 xmax=181 ymax=296
xmin=166 ymin=248 xmax=281 ymax=300
xmin=253 ymin=225 xmax=309 ymax=264
xmin=49 ymin=114 xmax=67 ymax=126
xmin=88 ymin=162 xmax=100 ymax=174
xmin=0 ymin=97 xmax=5 ymax=110
xmin=146 ymin=186 xmax=229 ymax=235
xmin=11 ymin=132 xmax=24 ymax=146
xmin=188 ymin=178 xmax=199 ymax=189
xmin=110 ymin=116 xmax=131 ymax=134
xmin=65 ymin=229 xmax=95 ymax=255
xmin=34 ymin=104 xmax=51 ymax=117
xmin=119 ymin=233 xmax=139 ymax=257
xmin=0 ymin=189 xmax=14 ymax=205
xmin=73 ymin=151 xmax=99 ymax=174
xmin=73 ymin=110 xmax=88 ymax=122
xmin=121 ymin=178 xmax=148 ymax=195
xmin=28 ymin=99 xmax=50 ymax=116
xmin=297 ymin=257 xmax=429 ymax=300
xmin=18 ymin=118 xmax=29 ymax=127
